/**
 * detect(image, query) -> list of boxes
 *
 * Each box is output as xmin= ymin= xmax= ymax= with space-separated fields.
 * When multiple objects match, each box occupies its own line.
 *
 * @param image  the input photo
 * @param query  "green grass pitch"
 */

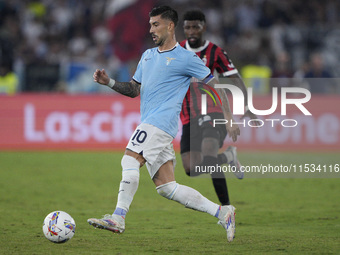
xmin=0 ymin=151 xmax=339 ymax=254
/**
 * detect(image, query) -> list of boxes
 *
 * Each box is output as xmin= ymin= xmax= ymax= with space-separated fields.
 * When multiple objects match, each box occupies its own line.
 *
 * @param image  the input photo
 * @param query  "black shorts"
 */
xmin=180 ymin=112 xmax=227 ymax=154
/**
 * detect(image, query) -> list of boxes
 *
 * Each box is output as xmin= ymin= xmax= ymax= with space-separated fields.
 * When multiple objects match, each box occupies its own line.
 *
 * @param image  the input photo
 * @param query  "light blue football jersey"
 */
xmin=132 ymin=43 xmax=211 ymax=137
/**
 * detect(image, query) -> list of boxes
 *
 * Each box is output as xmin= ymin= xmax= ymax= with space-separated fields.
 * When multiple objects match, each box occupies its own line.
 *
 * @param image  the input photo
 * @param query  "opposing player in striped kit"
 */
xmin=179 ymin=10 xmax=259 ymax=206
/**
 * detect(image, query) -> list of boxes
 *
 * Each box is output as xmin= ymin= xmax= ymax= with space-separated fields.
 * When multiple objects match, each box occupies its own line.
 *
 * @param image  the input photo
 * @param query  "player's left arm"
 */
xmin=217 ymin=48 xmax=260 ymax=125
xmin=188 ymin=51 xmax=239 ymax=141
xmin=206 ymin=76 xmax=240 ymax=142
xmin=228 ymin=73 xmax=260 ymax=124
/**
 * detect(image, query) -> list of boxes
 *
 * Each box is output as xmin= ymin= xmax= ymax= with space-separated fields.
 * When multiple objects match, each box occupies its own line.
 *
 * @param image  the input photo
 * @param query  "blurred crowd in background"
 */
xmin=0 ymin=0 xmax=339 ymax=95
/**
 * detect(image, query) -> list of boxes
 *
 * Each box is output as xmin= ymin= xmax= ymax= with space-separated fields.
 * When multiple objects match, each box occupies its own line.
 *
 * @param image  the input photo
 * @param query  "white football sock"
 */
xmin=115 ymin=155 xmax=140 ymax=213
xmin=156 ymin=181 xmax=219 ymax=217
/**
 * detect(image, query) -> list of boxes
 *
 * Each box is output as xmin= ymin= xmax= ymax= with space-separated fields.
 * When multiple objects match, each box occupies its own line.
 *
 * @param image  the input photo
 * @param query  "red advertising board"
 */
xmin=0 ymin=94 xmax=142 ymax=150
xmin=0 ymin=94 xmax=339 ymax=151
xmin=228 ymin=95 xmax=340 ymax=151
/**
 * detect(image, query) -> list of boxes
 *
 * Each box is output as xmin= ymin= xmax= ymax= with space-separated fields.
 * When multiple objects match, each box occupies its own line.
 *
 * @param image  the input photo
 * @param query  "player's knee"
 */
xmin=202 ymin=128 xmax=220 ymax=155
xmin=121 ymin=155 xmax=140 ymax=183
xmin=156 ymin=181 xmax=178 ymax=200
xmin=123 ymin=150 xmax=146 ymax=167
xmin=121 ymin=155 xmax=140 ymax=170
xmin=202 ymin=127 xmax=220 ymax=141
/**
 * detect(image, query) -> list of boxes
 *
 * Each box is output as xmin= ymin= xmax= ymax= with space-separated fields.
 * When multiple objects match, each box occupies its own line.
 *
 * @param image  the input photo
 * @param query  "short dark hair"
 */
xmin=183 ymin=10 xmax=206 ymax=23
xmin=149 ymin=5 xmax=178 ymax=27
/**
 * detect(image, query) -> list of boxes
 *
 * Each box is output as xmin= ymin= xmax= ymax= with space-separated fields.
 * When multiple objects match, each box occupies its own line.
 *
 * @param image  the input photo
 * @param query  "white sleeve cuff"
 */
xmin=108 ymin=78 xmax=116 ymax=88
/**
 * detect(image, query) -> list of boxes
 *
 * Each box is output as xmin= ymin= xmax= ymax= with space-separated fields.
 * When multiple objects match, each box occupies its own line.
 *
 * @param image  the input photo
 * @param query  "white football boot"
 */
xmin=217 ymin=205 xmax=236 ymax=242
xmin=87 ymin=214 xmax=125 ymax=233
xmin=224 ymin=146 xmax=244 ymax=179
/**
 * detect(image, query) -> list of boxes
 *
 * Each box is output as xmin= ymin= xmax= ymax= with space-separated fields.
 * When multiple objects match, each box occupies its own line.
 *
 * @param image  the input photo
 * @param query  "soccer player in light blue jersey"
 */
xmin=88 ymin=6 xmax=239 ymax=242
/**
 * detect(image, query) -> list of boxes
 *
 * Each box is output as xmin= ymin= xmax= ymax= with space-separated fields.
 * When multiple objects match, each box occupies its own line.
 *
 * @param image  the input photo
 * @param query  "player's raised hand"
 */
xmin=93 ymin=69 xmax=110 ymax=86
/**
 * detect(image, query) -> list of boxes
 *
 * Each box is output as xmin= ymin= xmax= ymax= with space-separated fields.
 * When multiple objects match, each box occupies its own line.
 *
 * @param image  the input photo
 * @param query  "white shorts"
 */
xmin=126 ymin=123 xmax=176 ymax=179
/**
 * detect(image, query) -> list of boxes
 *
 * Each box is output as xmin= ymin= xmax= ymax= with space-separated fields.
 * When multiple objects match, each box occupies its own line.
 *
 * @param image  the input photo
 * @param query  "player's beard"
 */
xmin=188 ymin=37 xmax=201 ymax=49
xmin=152 ymin=33 xmax=165 ymax=46
xmin=156 ymin=37 xmax=165 ymax=46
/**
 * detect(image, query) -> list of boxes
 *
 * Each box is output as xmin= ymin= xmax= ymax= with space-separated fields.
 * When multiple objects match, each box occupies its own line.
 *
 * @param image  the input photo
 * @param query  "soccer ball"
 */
xmin=42 ymin=211 xmax=76 ymax=243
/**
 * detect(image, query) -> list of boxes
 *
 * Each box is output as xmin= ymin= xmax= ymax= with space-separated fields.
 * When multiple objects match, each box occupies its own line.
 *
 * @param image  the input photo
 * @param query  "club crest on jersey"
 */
xmin=166 ymin=57 xmax=176 ymax=65
xmin=202 ymin=55 xmax=207 ymax=65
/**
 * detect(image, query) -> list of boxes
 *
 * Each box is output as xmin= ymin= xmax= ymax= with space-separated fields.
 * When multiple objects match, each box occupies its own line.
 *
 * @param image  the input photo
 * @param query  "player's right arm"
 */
xmin=93 ymin=69 xmax=140 ymax=98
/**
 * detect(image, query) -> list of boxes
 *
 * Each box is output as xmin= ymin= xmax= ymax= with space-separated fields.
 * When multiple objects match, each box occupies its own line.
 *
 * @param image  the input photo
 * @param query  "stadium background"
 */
xmin=1 ymin=0 xmax=340 ymax=92
xmin=0 ymin=1 xmax=339 ymax=254
xmin=0 ymin=0 xmax=339 ymax=151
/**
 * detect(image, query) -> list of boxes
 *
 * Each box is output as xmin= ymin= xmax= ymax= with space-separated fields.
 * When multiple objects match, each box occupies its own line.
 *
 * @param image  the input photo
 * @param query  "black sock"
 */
xmin=202 ymin=156 xmax=230 ymax=205
xmin=217 ymin=153 xmax=228 ymax=165
xmin=212 ymin=176 xmax=230 ymax=205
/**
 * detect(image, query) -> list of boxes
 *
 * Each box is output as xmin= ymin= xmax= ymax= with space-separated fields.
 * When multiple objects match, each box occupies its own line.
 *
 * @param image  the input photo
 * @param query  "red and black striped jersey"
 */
xmin=180 ymin=40 xmax=238 ymax=125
